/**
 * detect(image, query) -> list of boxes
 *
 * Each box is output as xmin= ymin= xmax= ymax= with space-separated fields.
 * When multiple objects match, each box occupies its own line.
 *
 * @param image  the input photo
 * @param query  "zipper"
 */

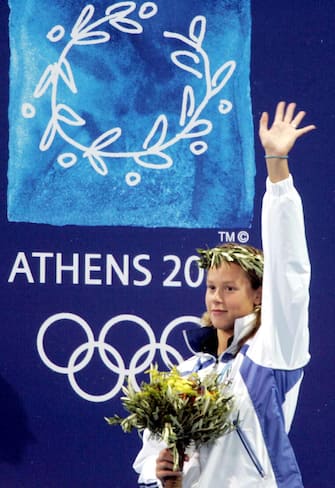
xmin=233 ymin=418 xmax=266 ymax=478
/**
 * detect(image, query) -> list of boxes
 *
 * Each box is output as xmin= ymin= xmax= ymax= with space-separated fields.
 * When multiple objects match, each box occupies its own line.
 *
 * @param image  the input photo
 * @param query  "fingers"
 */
xmin=283 ymin=102 xmax=296 ymax=123
xmin=274 ymin=100 xmax=285 ymax=122
xmin=289 ymin=105 xmax=316 ymax=134
xmin=156 ymin=449 xmax=182 ymax=481
xmin=274 ymin=101 xmax=297 ymax=124
xmin=296 ymin=124 xmax=316 ymax=137
xmin=262 ymin=101 xmax=315 ymax=132
xmin=258 ymin=111 xmax=269 ymax=133
xmin=290 ymin=110 xmax=305 ymax=128
xmin=156 ymin=449 xmax=174 ymax=469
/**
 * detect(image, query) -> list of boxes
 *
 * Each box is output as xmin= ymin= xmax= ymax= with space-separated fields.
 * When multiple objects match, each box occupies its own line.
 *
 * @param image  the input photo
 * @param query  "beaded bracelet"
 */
xmin=264 ymin=155 xmax=288 ymax=159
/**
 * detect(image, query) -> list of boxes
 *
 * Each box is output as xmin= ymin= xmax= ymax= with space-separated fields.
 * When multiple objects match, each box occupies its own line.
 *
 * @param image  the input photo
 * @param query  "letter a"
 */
xmin=8 ymin=252 xmax=34 ymax=283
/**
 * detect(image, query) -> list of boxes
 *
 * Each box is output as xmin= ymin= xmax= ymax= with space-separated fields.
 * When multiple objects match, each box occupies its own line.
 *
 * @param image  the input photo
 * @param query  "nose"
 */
xmin=213 ymin=288 xmax=223 ymax=303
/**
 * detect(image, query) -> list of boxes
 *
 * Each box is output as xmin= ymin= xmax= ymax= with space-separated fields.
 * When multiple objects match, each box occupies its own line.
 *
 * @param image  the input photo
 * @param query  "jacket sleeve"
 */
xmin=248 ymin=175 xmax=311 ymax=369
xmin=132 ymin=429 xmax=164 ymax=487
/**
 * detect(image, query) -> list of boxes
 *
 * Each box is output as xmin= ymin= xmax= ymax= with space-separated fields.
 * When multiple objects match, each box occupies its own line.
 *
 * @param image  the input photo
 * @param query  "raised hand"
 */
xmin=259 ymin=101 xmax=315 ymax=157
xmin=259 ymin=101 xmax=315 ymax=182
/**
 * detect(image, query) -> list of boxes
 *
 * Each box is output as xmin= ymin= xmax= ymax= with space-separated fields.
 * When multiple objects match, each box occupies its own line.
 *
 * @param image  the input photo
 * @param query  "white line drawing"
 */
xmin=37 ymin=312 xmax=200 ymax=402
xmin=24 ymin=2 xmax=236 ymax=186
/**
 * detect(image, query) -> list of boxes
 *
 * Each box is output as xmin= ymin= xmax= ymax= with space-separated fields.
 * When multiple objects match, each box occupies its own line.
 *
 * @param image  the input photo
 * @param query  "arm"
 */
xmin=249 ymin=102 xmax=315 ymax=369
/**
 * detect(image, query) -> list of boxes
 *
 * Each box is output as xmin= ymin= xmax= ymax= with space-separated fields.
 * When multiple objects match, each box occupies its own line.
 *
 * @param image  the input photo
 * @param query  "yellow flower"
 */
xmin=166 ymin=369 xmax=197 ymax=396
xmin=106 ymin=363 xmax=235 ymax=472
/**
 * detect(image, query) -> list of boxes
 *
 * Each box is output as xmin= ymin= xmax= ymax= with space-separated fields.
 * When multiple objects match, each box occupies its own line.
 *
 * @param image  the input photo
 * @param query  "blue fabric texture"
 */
xmin=240 ymin=351 xmax=304 ymax=487
xmin=8 ymin=0 xmax=254 ymax=227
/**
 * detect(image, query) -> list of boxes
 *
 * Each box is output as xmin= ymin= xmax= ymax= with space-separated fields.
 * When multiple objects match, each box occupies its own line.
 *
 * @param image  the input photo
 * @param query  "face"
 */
xmin=205 ymin=262 xmax=262 ymax=334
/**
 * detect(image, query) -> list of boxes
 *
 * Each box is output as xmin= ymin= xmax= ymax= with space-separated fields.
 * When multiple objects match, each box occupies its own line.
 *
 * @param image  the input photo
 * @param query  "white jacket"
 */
xmin=133 ymin=176 xmax=311 ymax=488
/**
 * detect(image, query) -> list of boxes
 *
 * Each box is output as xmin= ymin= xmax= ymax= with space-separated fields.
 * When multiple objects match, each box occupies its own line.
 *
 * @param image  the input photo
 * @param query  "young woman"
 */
xmin=133 ymin=101 xmax=315 ymax=487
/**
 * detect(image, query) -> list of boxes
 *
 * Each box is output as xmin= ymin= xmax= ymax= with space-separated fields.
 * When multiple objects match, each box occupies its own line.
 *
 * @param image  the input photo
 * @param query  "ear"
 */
xmin=253 ymin=286 xmax=262 ymax=306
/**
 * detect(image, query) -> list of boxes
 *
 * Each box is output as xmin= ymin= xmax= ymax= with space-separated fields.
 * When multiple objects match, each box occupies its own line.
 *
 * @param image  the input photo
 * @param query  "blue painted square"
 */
xmin=8 ymin=0 xmax=254 ymax=227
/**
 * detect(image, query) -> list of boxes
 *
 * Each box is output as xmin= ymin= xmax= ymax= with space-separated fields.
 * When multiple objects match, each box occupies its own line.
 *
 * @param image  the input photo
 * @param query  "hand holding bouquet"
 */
xmin=106 ymin=365 xmax=235 ymax=485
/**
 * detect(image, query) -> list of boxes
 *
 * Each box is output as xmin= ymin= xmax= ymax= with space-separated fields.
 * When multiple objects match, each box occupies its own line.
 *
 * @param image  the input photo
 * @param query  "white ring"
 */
xmin=37 ymin=312 xmax=95 ymax=374
xmin=37 ymin=313 xmax=200 ymax=402
xmin=98 ymin=314 xmax=156 ymax=375
xmin=67 ymin=341 xmax=125 ymax=402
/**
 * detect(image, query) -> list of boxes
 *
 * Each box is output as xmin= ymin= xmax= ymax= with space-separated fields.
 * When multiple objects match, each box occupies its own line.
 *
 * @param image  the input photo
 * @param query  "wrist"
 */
xmin=265 ymin=157 xmax=290 ymax=183
xmin=264 ymin=154 xmax=288 ymax=160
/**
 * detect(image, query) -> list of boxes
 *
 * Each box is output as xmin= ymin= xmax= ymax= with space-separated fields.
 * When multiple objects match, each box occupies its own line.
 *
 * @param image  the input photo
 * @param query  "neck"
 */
xmin=217 ymin=329 xmax=233 ymax=355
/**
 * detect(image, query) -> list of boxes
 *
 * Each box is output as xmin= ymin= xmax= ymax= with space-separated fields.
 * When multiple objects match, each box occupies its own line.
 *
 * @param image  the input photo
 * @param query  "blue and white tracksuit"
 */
xmin=133 ymin=176 xmax=311 ymax=488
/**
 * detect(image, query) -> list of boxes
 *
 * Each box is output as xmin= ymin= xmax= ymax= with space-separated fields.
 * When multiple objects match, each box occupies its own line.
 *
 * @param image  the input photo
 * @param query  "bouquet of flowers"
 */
xmin=106 ymin=365 xmax=235 ymax=486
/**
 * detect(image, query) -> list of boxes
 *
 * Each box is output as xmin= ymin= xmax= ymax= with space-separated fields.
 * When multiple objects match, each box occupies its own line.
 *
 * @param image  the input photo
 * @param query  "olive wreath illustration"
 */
xmin=26 ymin=2 xmax=236 ymax=186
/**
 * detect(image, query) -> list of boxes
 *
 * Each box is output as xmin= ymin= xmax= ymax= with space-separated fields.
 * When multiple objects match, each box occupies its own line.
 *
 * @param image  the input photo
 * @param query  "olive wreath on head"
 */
xmin=197 ymin=244 xmax=264 ymax=280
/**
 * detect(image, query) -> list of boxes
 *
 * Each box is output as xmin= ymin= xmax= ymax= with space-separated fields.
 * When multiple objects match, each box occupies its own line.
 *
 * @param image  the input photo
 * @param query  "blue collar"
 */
xmin=183 ymin=313 xmax=257 ymax=359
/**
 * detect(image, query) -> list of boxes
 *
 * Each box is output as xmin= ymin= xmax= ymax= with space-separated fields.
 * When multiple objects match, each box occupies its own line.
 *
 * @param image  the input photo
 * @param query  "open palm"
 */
xmin=259 ymin=101 xmax=315 ymax=156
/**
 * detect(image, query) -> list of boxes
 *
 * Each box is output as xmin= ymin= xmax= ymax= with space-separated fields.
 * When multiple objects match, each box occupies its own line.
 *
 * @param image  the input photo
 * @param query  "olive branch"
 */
xmin=106 ymin=365 xmax=235 ymax=471
xmin=197 ymin=245 xmax=264 ymax=279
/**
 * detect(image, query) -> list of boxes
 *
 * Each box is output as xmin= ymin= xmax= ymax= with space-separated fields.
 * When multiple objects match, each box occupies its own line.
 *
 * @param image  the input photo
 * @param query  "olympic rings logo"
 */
xmin=37 ymin=312 xmax=200 ymax=402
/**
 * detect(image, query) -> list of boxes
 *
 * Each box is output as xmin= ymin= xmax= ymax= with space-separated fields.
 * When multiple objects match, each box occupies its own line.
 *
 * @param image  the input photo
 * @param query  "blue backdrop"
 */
xmin=0 ymin=1 xmax=334 ymax=487
xmin=8 ymin=0 xmax=254 ymax=228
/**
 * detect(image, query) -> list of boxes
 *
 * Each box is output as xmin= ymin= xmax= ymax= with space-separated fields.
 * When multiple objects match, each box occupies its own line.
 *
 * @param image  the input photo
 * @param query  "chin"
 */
xmin=213 ymin=322 xmax=234 ymax=331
